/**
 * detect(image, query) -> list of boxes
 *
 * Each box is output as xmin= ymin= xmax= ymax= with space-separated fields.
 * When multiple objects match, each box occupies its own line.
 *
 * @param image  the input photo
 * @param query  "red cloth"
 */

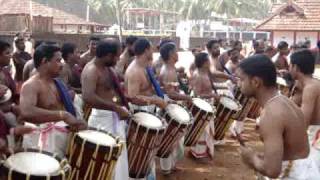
xmin=108 ymin=67 xmax=129 ymax=109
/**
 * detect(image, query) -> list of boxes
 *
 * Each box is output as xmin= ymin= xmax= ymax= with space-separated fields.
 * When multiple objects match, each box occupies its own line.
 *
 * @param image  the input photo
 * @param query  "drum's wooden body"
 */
xmin=214 ymin=96 xmax=241 ymax=140
xmin=247 ymin=100 xmax=260 ymax=119
xmin=157 ymin=103 xmax=193 ymax=158
xmin=127 ymin=112 xmax=165 ymax=178
xmin=184 ymin=98 xmax=216 ymax=146
xmin=67 ymin=128 xmax=123 ymax=180
xmin=0 ymin=149 xmax=70 ymax=180
xmin=233 ymin=87 xmax=252 ymax=121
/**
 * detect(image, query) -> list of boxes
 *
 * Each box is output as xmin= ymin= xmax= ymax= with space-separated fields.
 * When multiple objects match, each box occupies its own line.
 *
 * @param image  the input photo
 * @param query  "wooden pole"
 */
xmin=116 ymin=0 xmax=123 ymax=42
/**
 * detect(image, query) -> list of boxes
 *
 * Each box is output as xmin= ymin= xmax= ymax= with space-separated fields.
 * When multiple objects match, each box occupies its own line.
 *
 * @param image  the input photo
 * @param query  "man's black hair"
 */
xmin=239 ymin=54 xmax=277 ymax=87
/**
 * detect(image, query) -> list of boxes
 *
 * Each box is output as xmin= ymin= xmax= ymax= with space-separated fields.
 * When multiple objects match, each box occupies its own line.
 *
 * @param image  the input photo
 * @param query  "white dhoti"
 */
xmin=190 ymin=120 xmax=215 ymax=159
xmin=22 ymin=121 xmax=69 ymax=157
xmin=308 ymin=125 xmax=320 ymax=172
xmin=88 ymin=109 xmax=129 ymax=180
xmin=73 ymin=94 xmax=84 ymax=119
xmin=160 ymin=136 xmax=185 ymax=172
xmin=129 ymin=103 xmax=157 ymax=180
xmin=257 ymin=156 xmax=320 ymax=180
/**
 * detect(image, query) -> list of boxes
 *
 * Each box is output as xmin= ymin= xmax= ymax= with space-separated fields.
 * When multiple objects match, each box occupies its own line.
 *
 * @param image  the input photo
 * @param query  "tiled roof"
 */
xmin=255 ymin=0 xmax=320 ymax=31
xmin=0 ymin=0 xmax=106 ymax=26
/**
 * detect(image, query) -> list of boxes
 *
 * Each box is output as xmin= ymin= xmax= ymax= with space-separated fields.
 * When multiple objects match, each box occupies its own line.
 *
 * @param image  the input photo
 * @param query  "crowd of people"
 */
xmin=0 ymin=32 xmax=319 ymax=180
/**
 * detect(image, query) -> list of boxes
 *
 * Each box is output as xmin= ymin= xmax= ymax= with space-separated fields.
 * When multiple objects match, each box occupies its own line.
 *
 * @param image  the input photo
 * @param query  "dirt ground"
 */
xmin=156 ymin=119 xmax=263 ymax=180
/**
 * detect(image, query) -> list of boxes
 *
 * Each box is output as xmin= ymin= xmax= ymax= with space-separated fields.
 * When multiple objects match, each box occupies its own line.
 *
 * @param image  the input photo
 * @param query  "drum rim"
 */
xmin=1 ymin=148 xmax=70 ymax=178
xmin=219 ymin=95 xmax=242 ymax=111
xmin=131 ymin=110 xmax=167 ymax=130
xmin=164 ymin=103 xmax=194 ymax=125
xmin=75 ymin=127 xmax=123 ymax=148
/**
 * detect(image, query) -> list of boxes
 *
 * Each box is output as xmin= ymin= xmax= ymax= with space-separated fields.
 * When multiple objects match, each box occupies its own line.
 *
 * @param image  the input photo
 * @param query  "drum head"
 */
xmin=5 ymin=152 xmax=60 ymax=175
xmin=277 ymin=77 xmax=287 ymax=87
xmin=220 ymin=96 xmax=241 ymax=111
xmin=166 ymin=104 xmax=191 ymax=123
xmin=192 ymin=98 xmax=213 ymax=112
xmin=133 ymin=112 xmax=163 ymax=128
xmin=78 ymin=130 xmax=116 ymax=147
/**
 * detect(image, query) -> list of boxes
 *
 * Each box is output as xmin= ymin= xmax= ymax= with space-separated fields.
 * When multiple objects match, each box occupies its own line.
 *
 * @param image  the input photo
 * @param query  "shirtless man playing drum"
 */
xmin=125 ymin=38 xmax=167 ymax=180
xmin=189 ymin=52 xmax=219 ymax=160
xmin=20 ymin=44 xmax=87 ymax=157
xmin=125 ymin=38 xmax=167 ymax=111
xmin=82 ymin=38 xmax=135 ymax=180
xmin=237 ymin=54 xmax=319 ymax=179
xmin=189 ymin=39 xmax=233 ymax=82
xmin=158 ymin=42 xmax=192 ymax=174
xmin=159 ymin=42 xmax=192 ymax=102
xmin=191 ymin=52 xmax=220 ymax=100
xmin=289 ymin=49 xmax=320 ymax=171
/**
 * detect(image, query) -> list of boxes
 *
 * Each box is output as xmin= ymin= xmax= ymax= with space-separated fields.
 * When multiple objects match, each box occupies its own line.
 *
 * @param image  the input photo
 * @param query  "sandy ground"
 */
xmin=156 ymin=119 xmax=263 ymax=180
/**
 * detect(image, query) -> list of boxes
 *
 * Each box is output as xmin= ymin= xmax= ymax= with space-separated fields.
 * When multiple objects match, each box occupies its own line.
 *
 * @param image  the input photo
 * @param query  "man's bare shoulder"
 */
xmin=120 ymin=51 xmax=129 ymax=60
xmin=22 ymin=76 xmax=41 ymax=91
xmin=82 ymin=61 xmax=97 ymax=73
xmin=303 ymin=79 xmax=320 ymax=96
xmin=308 ymin=78 xmax=320 ymax=89
xmin=125 ymin=62 xmax=141 ymax=76
xmin=25 ymin=60 xmax=34 ymax=67
xmin=262 ymin=96 xmax=303 ymax=125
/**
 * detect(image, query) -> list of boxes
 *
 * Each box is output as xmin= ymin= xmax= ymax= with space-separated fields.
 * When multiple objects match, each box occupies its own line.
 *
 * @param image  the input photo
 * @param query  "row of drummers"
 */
xmin=0 ymin=75 xmax=288 ymax=180
xmin=0 ymin=84 xmax=257 ymax=180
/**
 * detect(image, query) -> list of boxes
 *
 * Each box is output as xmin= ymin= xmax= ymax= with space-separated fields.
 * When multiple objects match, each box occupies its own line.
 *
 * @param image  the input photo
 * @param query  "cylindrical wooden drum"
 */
xmin=232 ymin=87 xmax=251 ymax=120
xmin=184 ymin=98 xmax=216 ymax=146
xmin=247 ymin=99 xmax=260 ymax=119
xmin=67 ymin=129 xmax=123 ymax=180
xmin=214 ymin=96 xmax=241 ymax=140
xmin=157 ymin=103 xmax=193 ymax=158
xmin=127 ymin=111 xmax=166 ymax=178
xmin=0 ymin=149 xmax=71 ymax=180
